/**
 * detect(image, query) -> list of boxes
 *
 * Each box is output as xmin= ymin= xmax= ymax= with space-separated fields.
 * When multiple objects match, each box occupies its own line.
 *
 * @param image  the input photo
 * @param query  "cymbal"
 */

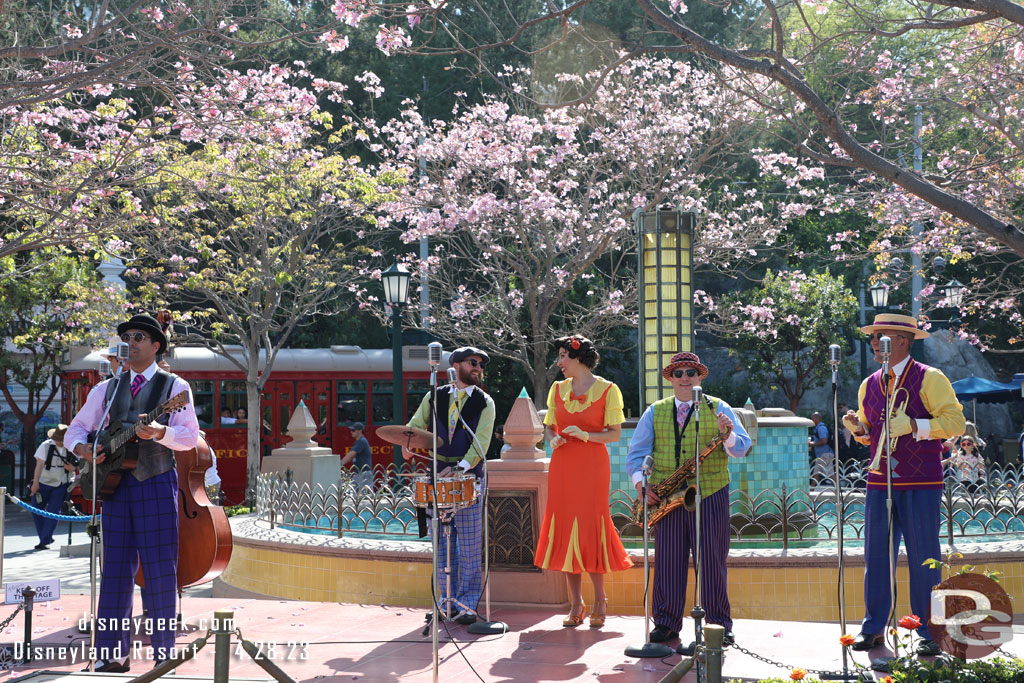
xmin=376 ymin=425 xmax=435 ymax=450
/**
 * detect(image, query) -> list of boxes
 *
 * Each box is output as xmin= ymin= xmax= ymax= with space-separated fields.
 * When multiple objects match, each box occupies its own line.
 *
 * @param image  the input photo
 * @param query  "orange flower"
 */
xmin=898 ymin=614 xmax=922 ymax=630
xmin=882 ymin=677 xmax=893 ymax=683
xmin=840 ymin=634 xmax=855 ymax=646
xmin=790 ymin=668 xmax=807 ymax=681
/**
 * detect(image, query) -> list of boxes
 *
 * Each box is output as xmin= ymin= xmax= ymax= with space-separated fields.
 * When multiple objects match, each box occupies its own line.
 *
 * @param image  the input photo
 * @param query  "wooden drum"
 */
xmin=411 ymin=473 xmax=476 ymax=509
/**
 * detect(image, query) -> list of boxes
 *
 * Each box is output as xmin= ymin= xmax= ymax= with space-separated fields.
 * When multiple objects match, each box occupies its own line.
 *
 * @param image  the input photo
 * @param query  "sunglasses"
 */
xmin=962 ymin=441 xmax=974 ymax=446
xmin=121 ymin=332 xmax=150 ymax=343
xmin=672 ymin=368 xmax=699 ymax=379
xmin=462 ymin=359 xmax=484 ymax=368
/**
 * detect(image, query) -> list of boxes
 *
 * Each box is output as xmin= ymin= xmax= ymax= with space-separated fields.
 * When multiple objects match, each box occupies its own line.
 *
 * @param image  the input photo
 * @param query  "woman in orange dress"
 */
xmin=535 ymin=335 xmax=633 ymax=628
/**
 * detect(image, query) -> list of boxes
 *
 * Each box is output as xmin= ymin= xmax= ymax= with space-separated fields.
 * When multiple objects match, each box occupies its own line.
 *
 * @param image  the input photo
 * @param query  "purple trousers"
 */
xmin=96 ymin=469 xmax=178 ymax=661
xmin=652 ymin=485 xmax=732 ymax=632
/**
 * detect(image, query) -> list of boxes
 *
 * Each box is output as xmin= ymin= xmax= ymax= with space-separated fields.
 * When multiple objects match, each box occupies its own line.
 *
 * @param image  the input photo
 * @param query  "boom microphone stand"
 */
xmin=678 ymin=386 xmax=706 ymax=683
xmin=86 ymin=342 xmax=129 ymax=669
xmin=452 ymin=370 xmax=508 ymax=636
xmin=624 ymin=454 xmax=674 ymax=658
xmin=426 ymin=342 xmax=442 ymax=683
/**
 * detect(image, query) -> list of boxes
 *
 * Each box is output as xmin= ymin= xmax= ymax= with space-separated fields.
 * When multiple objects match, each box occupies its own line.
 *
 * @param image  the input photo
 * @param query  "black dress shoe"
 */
xmin=455 ymin=610 xmax=477 ymax=625
xmin=916 ymin=639 xmax=941 ymax=656
xmin=649 ymin=624 xmax=679 ymax=643
xmin=723 ymin=630 xmax=735 ymax=646
xmin=90 ymin=659 xmax=130 ymax=673
xmin=851 ymin=632 xmax=883 ymax=651
xmin=33 ymin=543 xmax=49 ymax=551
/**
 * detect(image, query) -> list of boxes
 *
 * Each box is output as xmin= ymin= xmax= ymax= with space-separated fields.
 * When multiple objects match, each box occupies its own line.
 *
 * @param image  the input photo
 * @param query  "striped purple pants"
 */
xmin=96 ymin=469 xmax=179 ymax=661
xmin=652 ymin=485 xmax=732 ymax=632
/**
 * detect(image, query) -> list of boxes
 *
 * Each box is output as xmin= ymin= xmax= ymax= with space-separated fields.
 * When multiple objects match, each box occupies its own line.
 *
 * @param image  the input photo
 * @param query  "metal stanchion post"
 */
xmin=21 ymin=587 xmax=36 ymax=663
xmin=213 ymin=609 xmax=234 ymax=683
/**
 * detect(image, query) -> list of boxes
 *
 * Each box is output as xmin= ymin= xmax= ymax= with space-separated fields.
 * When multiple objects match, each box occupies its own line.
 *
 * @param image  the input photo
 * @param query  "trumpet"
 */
xmin=869 ymin=387 xmax=909 ymax=472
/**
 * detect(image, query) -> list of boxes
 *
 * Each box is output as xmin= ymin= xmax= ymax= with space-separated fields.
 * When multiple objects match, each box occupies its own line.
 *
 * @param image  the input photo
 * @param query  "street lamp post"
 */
xmin=860 ymin=283 xmax=891 ymax=377
xmin=381 ymin=262 xmax=411 ymax=472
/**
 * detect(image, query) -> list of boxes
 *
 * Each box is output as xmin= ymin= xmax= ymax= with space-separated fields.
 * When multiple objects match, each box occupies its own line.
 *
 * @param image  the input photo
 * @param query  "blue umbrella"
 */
xmin=950 ymin=377 xmax=1021 ymax=403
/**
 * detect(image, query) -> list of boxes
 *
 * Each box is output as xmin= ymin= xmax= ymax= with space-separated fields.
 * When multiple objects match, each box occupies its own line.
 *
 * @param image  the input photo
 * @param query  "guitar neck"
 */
xmin=112 ymin=403 xmax=163 ymax=452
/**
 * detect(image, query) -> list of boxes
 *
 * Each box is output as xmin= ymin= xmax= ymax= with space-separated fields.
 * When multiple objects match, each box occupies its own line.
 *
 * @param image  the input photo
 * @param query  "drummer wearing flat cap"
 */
xmin=842 ymin=312 xmax=964 ymax=656
xmin=64 ymin=313 xmax=199 ymax=672
xmin=405 ymin=346 xmax=495 ymax=625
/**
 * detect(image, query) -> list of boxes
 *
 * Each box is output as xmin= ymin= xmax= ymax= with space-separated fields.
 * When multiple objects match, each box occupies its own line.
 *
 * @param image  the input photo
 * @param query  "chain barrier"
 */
xmin=0 ymin=604 xmax=25 ymax=633
xmin=729 ymin=640 xmax=870 ymax=678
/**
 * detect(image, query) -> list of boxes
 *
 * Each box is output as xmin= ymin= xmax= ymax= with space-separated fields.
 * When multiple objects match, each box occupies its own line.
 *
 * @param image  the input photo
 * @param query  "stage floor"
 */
xmin=2 ymin=594 xmax=1023 ymax=682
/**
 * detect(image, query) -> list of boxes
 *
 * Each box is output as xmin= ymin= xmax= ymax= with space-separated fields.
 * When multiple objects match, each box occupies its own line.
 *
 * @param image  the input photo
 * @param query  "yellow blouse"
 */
xmin=544 ymin=377 xmax=626 ymax=426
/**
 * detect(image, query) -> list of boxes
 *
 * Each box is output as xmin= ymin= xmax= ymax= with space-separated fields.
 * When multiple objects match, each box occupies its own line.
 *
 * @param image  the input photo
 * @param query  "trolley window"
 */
xmin=192 ymin=380 xmax=215 ymax=429
xmin=336 ymin=380 xmax=367 ymax=425
xmin=68 ymin=377 xmax=91 ymax=417
xmin=405 ymin=380 xmax=430 ymax=422
xmin=219 ymin=380 xmax=248 ymax=428
xmin=371 ymin=380 xmax=394 ymax=424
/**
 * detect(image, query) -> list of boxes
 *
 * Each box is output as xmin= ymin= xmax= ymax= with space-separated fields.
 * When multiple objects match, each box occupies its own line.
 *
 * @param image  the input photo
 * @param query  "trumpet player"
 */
xmin=625 ymin=352 xmax=751 ymax=646
xmin=843 ymin=313 xmax=965 ymax=656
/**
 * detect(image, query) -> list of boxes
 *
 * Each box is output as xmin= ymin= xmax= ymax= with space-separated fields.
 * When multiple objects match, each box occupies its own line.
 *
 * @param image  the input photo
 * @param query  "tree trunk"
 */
xmin=245 ymin=356 xmax=263 ymax=505
xmin=19 ymin=414 xmax=39 ymax=495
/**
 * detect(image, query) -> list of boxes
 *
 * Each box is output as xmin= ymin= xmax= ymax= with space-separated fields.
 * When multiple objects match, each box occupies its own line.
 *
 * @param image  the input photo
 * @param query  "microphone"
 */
xmin=447 ymin=367 xmax=457 ymax=386
xmin=692 ymin=386 xmax=703 ymax=406
xmin=641 ymin=454 xmax=654 ymax=476
xmin=879 ymin=336 xmax=892 ymax=360
xmin=427 ymin=341 xmax=443 ymax=367
xmin=828 ymin=344 xmax=841 ymax=370
xmin=116 ymin=342 xmax=129 ymax=373
xmin=98 ymin=359 xmax=111 ymax=377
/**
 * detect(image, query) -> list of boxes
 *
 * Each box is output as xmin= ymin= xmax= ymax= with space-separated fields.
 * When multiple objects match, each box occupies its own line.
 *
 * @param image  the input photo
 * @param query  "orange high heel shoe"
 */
xmin=589 ymin=599 xmax=608 ymax=628
xmin=562 ymin=601 xmax=587 ymax=627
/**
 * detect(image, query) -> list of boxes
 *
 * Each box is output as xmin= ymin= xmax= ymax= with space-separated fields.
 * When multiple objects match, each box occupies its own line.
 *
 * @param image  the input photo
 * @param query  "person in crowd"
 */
xmin=843 ymin=313 xmax=965 ymax=656
xmin=404 ymin=347 xmax=494 ymax=625
xmin=29 ymin=424 xmax=77 ymax=550
xmin=534 ymin=336 xmax=633 ymax=628
xmin=65 ymin=314 xmax=199 ymax=672
xmin=943 ymin=436 xmax=986 ymax=493
xmin=340 ymin=422 xmax=373 ymax=492
xmin=809 ymin=411 xmax=835 ymax=487
xmin=626 ymin=352 xmax=751 ymax=646
xmin=235 ymin=407 xmax=247 ymax=423
xmin=220 ymin=408 xmax=237 ymax=425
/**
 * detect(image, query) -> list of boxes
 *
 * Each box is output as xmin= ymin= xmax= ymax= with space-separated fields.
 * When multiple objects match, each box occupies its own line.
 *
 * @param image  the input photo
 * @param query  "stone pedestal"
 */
xmin=486 ymin=390 xmax=566 ymax=606
xmin=260 ymin=401 xmax=341 ymax=492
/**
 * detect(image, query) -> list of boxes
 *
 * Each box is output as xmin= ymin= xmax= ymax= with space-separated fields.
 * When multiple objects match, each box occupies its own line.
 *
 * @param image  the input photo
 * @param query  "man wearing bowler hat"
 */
xmin=65 ymin=314 xmax=199 ymax=672
xmin=626 ymin=352 xmax=751 ymax=647
xmin=404 ymin=346 xmax=495 ymax=625
xmin=843 ymin=313 xmax=964 ymax=656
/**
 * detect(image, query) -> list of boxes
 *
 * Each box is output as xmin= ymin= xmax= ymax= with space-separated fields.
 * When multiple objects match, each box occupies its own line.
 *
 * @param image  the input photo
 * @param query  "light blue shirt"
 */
xmin=626 ymin=397 xmax=752 ymax=486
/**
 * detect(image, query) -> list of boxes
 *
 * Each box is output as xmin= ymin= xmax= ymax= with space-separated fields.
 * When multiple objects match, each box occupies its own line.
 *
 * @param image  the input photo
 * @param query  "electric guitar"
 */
xmin=80 ymin=390 xmax=191 ymax=501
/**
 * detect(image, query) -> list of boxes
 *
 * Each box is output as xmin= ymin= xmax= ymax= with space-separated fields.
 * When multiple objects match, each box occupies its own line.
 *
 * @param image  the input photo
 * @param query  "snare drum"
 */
xmin=411 ymin=473 xmax=477 ymax=509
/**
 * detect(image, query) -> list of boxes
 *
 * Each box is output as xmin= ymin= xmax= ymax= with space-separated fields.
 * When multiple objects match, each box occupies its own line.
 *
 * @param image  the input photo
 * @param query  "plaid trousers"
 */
xmin=96 ymin=469 xmax=178 ymax=661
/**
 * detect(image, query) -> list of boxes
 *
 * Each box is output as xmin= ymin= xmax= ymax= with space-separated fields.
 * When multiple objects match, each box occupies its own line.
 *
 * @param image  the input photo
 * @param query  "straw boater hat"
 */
xmin=47 ymin=424 xmax=68 ymax=442
xmin=662 ymin=352 xmax=709 ymax=380
xmin=860 ymin=312 xmax=930 ymax=340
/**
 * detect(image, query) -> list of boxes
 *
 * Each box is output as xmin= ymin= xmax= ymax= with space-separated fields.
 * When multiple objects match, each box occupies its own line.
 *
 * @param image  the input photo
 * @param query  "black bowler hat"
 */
xmin=449 ymin=346 xmax=489 ymax=367
xmin=116 ymin=314 xmax=169 ymax=354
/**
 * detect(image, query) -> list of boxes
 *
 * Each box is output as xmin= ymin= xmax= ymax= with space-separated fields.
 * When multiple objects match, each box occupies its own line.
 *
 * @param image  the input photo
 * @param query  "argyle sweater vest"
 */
xmin=649 ymin=395 xmax=729 ymax=498
xmin=863 ymin=359 xmax=943 ymax=490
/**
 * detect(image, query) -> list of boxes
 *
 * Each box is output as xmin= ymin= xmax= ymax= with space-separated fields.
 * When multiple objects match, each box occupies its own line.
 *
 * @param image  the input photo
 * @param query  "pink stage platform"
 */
xmin=4 ymin=595 xmax=1021 ymax=681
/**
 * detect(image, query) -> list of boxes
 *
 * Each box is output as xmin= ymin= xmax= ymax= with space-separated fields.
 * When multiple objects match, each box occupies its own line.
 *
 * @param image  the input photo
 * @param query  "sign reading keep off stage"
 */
xmin=5 ymin=579 xmax=60 ymax=604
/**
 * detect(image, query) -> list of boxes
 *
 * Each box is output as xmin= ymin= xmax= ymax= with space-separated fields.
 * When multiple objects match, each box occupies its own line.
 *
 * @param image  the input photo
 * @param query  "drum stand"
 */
xmin=624 ymin=461 xmax=673 ymax=658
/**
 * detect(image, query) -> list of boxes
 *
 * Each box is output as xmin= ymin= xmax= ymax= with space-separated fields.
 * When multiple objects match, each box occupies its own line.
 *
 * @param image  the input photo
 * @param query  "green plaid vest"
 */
xmin=649 ymin=395 xmax=730 ymax=498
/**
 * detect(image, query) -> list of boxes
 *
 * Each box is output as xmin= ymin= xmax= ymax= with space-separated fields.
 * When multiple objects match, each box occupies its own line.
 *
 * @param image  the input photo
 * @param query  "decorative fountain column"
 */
xmin=486 ymin=389 xmax=567 ymax=605
xmin=260 ymin=400 xmax=341 ymax=492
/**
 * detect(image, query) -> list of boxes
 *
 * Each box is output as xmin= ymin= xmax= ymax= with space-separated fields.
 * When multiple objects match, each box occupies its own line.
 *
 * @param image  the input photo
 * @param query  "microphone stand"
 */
xmin=456 ymin=406 xmax=508 ymax=636
xmin=679 ymin=391 xmax=705 ymax=683
xmin=86 ymin=359 xmax=129 ymax=668
xmin=822 ymin=355 xmax=859 ymax=682
xmin=624 ymin=456 xmax=673 ymax=658
xmin=871 ymin=339 xmax=899 ymax=672
xmin=428 ymin=361 xmax=441 ymax=683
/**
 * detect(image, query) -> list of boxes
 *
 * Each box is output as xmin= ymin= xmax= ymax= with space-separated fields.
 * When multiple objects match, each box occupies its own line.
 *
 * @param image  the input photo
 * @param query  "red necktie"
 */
xmin=130 ymin=374 xmax=146 ymax=398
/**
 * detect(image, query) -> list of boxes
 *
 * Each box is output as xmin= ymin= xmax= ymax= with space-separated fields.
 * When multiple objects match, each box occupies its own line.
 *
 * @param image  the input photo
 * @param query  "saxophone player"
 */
xmin=843 ymin=313 xmax=964 ymax=656
xmin=626 ymin=352 xmax=751 ymax=646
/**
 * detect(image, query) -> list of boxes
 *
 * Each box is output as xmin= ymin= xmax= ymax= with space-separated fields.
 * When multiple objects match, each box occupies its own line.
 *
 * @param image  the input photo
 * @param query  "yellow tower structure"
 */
xmin=637 ymin=207 xmax=696 ymax=409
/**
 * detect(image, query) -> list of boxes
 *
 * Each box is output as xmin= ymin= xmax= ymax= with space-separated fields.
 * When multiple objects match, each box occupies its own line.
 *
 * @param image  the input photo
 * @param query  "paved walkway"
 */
xmin=2 ymin=501 xmax=1022 ymax=682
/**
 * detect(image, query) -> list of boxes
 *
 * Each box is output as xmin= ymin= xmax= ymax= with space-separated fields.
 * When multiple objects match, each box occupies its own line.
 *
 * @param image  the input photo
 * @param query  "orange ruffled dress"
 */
xmin=534 ymin=377 xmax=633 ymax=574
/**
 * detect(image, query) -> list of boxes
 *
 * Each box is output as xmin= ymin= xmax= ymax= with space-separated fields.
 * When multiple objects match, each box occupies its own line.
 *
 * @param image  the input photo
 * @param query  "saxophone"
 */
xmin=630 ymin=425 xmax=732 ymax=529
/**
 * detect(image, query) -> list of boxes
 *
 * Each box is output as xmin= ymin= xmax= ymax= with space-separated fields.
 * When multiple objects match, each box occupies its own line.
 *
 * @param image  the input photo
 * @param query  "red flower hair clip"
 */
xmin=569 ymin=337 xmax=581 ymax=350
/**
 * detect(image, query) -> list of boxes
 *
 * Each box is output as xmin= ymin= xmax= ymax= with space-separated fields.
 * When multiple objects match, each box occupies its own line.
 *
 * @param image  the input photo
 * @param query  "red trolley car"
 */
xmin=61 ymin=345 xmax=444 ymax=504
